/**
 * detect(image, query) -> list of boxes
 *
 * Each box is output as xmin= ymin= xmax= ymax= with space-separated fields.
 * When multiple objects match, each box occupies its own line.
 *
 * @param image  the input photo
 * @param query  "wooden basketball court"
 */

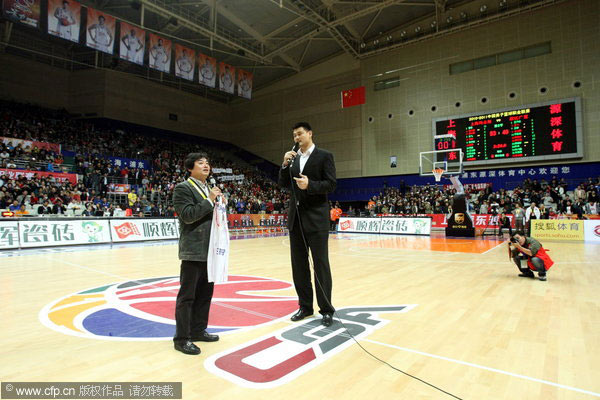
xmin=1 ymin=233 xmax=599 ymax=399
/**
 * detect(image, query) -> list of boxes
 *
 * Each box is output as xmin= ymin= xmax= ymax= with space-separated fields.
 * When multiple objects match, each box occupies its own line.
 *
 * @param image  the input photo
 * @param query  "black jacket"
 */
xmin=278 ymin=146 xmax=336 ymax=233
xmin=173 ymin=179 xmax=214 ymax=261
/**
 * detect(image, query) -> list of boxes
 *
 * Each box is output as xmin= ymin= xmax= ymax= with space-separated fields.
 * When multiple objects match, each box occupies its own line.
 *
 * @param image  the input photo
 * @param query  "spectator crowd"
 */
xmin=1 ymin=100 xmax=599 ymax=220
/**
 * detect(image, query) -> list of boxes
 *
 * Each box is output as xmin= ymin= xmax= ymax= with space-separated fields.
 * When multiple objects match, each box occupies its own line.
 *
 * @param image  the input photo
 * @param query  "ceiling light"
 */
xmin=430 ymin=20 xmax=437 ymax=28
xmin=480 ymin=4 xmax=488 ymax=13
xmin=400 ymin=30 xmax=406 ymax=37
xmin=415 ymin=26 xmax=421 ymax=33
xmin=446 ymin=16 xmax=453 ymax=23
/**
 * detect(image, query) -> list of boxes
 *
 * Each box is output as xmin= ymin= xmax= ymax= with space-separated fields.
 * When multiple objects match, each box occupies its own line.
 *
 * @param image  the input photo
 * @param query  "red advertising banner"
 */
xmin=228 ymin=214 xmax=287 ymax=229
xmin=2 ymin=0 xmax=40 ymax=27
xmin=1 ymin=137 xmax=61 ymax=153
xmin=0 ymin=168 xmax=78 ymax=184
xmin=108 ymin=183 xmax=130 ymax=194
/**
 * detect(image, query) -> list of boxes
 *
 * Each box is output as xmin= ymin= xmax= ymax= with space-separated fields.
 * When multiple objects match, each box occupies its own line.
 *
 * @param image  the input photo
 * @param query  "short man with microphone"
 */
xmin=279 ymin=122 xmax=337 ymax=327
xmin=172 ymin=152 xmax=222 ymax=355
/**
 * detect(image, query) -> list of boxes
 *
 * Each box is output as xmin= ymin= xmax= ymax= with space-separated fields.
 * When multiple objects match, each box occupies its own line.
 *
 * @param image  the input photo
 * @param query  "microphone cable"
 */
xmin=286 ymin=154 xmax=464 ymax=400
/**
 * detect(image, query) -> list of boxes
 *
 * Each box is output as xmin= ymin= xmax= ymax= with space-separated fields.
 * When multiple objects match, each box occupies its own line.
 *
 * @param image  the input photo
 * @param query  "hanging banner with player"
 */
xmin=85 ymin=7 xmax=116 ymax=54
xmin=119 ymin=21 xmax=145 ymax=65
xmin=197 ymin=53 xmax=217 ymax=88
xmin=47 ymin=0 xmax=80 ymax=42
xmin=2 ymin=0 xmax=40 ymax=28
xmin=148 ymin=33 xmax=171 ymax=73
xmin=237 ymin=69 xmax=253 ymax=99
xmin=174 ymin=43 xmax=195 ymax=81
xmin=219 ymin=62 xmax=235 ymax=94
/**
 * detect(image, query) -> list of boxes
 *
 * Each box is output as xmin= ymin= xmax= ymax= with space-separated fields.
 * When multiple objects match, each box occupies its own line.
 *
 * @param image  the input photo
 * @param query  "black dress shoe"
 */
xmin=191 ymin=331 xmax=219 ymax=342
xmin=321 ymin=313 xmax=333 ymax=327
xmin=174 ymin=340 xmax=201 ymax=355
xmin=291 ymin=308 xmax=313 ymax=322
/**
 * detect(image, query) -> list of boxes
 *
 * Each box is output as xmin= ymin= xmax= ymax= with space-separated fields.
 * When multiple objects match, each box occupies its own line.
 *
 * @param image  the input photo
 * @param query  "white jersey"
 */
xmin=152 ymin=46 xmax=169 ymax=71
xmin=95 ymin=25 xmax=111 ymax=46
xmin=125 ymin=34 xmax=139 ymax=62
xmin=207 ymin=197 xmax=229 ymax=283
xmin=55 ymin=8 xmax=73 ymax=39
xmin=177 ymin=56 xmax=193 ymax=80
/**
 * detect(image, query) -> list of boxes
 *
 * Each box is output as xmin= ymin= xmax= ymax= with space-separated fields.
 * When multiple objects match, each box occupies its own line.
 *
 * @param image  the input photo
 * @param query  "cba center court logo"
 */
xmin=39 ymin=275 xmax=299 ymax=340
xmin=205 ymin=305 xmax=416 ymax=388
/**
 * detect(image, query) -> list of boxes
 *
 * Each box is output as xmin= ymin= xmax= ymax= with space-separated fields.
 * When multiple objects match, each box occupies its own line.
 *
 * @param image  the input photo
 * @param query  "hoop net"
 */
xmin=432 ymin=167 xmax=445 ymax=182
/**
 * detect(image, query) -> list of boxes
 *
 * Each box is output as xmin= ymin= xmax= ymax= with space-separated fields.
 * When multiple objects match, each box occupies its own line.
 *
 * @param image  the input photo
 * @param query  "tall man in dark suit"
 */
xmin=279 ymin=122 xmax=337 ymax=327
xmin=172 ymin=152 xmax=222 ymax=355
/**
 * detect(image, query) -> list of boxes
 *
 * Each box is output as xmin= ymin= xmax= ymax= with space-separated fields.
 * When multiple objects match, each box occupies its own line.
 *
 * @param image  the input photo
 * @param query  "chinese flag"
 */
xmin=341 ymin=86 xmax=365 ymax=108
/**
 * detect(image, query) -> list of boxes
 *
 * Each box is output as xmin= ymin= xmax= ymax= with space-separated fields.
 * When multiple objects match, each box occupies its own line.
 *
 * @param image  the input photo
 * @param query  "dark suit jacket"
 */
xmin=173 ymin=180 xmax=214 ymax=261
xmin=278 ymin=146 xmax=336 ymax=233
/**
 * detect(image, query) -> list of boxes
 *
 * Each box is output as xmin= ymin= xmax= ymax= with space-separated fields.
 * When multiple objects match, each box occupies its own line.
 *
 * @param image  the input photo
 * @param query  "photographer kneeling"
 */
xmin=509 ymin=231 xmax=554 ymax=281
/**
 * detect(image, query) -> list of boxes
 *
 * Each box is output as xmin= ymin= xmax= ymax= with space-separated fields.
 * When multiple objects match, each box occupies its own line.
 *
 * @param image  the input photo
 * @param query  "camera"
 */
xmin=509 ymin=236 xmax=518 ymax=244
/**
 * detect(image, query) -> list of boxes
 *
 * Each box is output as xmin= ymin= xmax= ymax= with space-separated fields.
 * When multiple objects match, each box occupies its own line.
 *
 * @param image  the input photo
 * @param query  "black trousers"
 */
xmin=512 ymin=249 xmax=546 ymax=277
xmin=173 ymin=260 xmax=214 ymax=342
xmin=289 ymin=218 xmax=334 ymax=315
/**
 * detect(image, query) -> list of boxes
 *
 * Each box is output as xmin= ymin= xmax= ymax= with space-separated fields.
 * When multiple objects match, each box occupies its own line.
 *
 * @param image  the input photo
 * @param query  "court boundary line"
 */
xmin=362 ymin=338 xmax=600 ymax=398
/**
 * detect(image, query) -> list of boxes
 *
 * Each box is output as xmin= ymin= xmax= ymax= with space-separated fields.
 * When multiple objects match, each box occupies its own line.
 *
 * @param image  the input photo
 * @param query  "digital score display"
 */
xmin=433 ymin=98 xmax=582 ymax=165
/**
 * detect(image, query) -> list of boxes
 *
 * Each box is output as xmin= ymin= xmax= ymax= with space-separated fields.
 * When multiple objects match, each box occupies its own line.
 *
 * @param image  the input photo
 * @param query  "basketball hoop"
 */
xmin=432 ymin=167 xmax=445 ymax=182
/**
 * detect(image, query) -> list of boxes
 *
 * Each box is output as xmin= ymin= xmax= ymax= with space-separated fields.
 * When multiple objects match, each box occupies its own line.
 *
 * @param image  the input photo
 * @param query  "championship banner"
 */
xmin=119 ymin=21 xmax=145 ymax=65
xmin=148 ymin=33 xmax=171 ymax=73
xmin=198 ymin=53 xmax=217 ymax=88
xmin=237 ymin=69 xmax=253 ymax=99
xmin=0 ymin=168 xmax=78 ymax=184
xmin=530 ymin=220 xmax=584 ymax=241
xmin=584 ymin=220 xmax=600 ymax=243
xmin=18 ymin=220 xmax=111 ymax=248
xmin=380 ymin=217 xmax=431 ymax=235
xmin=1 ymin=136 xmax=61 ymax=153
xmin=338 ymin=217 xmax=381 ymax=233
xmin=0 ymin=221 xmax=20 ymax=249
xmin=110 ymin=219 xmax=178 ymax=242
xmin=85 ymin=7 xmax=116 ymax=54
xmin=227 ymin=214 xmax=287 ymax=230
xmin=219 ymin=62 xmax=235 ymax=94
xmin=47 ymin=0 xmax=81 ymax=42
xmin=2 ymin=0 xmax=40 ymax=27
xmin=174 ymin=43 xmax=195 ymax=81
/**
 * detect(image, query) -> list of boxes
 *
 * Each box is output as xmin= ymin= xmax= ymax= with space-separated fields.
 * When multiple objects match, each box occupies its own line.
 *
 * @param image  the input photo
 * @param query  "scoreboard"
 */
xmin=433 ymin=98 xmax=582 ymax=166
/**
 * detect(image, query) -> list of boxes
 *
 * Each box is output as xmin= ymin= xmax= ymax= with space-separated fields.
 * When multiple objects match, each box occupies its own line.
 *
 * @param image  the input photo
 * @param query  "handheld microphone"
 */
xmin=289 ymin=142 xmax=300 ymax=162
xmin=209 ymin=176 xmax=217 ymax=186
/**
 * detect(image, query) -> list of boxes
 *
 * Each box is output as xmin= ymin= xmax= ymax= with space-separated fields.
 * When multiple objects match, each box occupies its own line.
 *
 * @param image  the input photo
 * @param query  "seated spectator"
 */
xmin=37 ymin=201 xmax=52 ymax=215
